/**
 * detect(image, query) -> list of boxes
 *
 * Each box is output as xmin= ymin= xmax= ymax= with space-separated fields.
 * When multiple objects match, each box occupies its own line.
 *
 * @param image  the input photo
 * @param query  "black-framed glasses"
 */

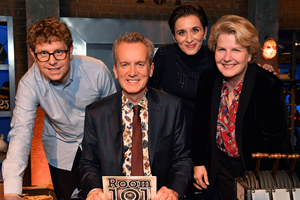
xmin=34 ymin=50 xmax=69 ymax=62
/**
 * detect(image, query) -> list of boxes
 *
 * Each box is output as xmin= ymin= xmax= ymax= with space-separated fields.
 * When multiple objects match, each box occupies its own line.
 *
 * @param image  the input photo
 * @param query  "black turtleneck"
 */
xmin=149 ymin=43 xmax=216 ymax=137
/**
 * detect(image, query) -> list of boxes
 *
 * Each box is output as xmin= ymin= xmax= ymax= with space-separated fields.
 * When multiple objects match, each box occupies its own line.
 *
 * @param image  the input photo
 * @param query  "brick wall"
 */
xmin=60 ymin=0 xmax=248 ymax=24
xmin=279 ymin=0 xmax=300 ymax=30
xmin=0 ymin=0 xmax=27 ymax=85
xmin=0 ymin=0 xmax=299 ymax=86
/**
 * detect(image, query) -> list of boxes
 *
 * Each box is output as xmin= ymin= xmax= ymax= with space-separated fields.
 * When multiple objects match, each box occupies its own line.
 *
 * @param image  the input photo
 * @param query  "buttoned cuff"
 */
xmin=4 ymin=178 xmax=23 ymax=195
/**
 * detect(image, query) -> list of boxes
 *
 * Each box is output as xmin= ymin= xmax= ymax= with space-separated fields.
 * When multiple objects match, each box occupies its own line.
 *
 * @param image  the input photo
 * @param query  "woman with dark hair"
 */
xmin=192 ymin=15 xmax=291 ymax=200
xmin=148 ymin=5 xmax=215 ymax=145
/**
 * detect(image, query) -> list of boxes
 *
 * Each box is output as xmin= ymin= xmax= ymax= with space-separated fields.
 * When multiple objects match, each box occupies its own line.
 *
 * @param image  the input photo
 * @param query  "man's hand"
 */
xmin=193 ymin=165 xmax=209 ymax=190
xmin=86 ymin=188 xmax=107 ymax=200
xmin=4 ymin=194 xmax=23 ymax=200
xmin=154 ymin=186 xmax=179 ymax=200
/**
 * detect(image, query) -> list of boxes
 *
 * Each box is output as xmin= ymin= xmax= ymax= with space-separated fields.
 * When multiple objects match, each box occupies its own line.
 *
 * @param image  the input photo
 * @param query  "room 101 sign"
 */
xmin=102 ymin=176 xmax=157 ymax=200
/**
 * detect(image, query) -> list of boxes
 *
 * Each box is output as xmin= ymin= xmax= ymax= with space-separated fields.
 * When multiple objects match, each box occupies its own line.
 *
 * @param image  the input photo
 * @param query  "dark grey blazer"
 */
xmin=79 ymin=87 xmax=192 ymax=197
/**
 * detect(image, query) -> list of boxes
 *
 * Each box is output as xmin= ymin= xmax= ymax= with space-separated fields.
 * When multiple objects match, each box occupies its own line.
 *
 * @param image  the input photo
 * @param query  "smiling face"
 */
xmin=215 ymin=33 xmax=251 ymax=85
xmin=113 ymin=42 xmax=154 ymax=104
xmin=173 ymin=15 xmax=207 ymax=55
xmin=30 ymin=41 xmax=73 ymax=84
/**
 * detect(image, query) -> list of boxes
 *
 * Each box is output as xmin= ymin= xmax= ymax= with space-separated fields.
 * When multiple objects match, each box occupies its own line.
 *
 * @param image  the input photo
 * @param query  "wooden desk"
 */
xmin=0 ymin=183 xmax=3 ymax=200
xmin=0 ymin=152 xmax=6 ymax=199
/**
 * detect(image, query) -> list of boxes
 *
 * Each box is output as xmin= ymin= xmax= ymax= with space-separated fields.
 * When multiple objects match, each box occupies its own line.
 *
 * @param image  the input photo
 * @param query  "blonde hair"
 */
xmin=208 ymin=15 xmax=260 ymax=63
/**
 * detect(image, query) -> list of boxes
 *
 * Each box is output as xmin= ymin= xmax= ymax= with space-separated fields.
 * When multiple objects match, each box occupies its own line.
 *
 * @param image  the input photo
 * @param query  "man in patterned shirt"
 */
xmin=79 ymin=32 xmax=192 ymax=200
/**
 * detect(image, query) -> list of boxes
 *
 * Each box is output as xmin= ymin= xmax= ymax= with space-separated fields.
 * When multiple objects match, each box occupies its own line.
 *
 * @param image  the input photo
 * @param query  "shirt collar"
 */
xmin=221 ymin=79 xmax=244 ymax=97
xmin=122 ymin=89 xmax=148 ymax=112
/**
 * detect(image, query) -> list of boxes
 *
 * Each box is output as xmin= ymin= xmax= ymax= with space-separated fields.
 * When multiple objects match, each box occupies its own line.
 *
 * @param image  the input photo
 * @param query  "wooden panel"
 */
xmin=0 ymin=183 xmax=4 ymax=199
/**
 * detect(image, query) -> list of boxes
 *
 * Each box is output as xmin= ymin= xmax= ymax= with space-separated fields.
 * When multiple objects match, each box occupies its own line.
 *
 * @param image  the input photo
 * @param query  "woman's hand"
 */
xmin=258 ymin=63 xmax=278 ymax=76
xmin=193 ymin=165 xmax=209 ymax=190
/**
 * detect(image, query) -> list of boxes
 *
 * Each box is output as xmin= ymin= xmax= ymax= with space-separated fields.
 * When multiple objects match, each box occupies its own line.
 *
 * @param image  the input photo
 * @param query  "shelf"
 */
xmin=0 ymin=152 xmax=6 ymax=163
xmin=0 ymin=112 xmax=10 ymax=117
xmin=278 ymin=30 xmax=300 ymax=152
xmin=279 ymin=66 xmax=292 ymax=69
xmin=0 ymin=16 xmax=15 ymax=120
xmin=0 ymin=65 xmax=9 ymax=70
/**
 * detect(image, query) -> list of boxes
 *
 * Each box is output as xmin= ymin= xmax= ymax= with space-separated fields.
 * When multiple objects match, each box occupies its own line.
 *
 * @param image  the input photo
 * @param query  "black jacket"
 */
xmin=191 ymin=63 xmax=292 ymax=188
xmin=79 ymin=87 xmax=192 ymax=197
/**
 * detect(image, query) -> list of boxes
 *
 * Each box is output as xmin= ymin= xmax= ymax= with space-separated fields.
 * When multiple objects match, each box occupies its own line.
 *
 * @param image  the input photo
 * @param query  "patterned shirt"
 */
xmin=216 ymin=79 xmax=243 ymax=158
xmin=121 ymin=91 xmax=151 ymax=176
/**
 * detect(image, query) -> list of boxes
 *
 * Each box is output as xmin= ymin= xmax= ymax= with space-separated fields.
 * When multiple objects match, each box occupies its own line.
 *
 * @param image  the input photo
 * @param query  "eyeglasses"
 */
xmin=34 ymin=50 xmax=69 ymax=62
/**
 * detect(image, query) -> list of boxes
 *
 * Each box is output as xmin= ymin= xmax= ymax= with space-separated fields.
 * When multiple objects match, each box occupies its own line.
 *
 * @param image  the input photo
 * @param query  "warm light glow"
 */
xmin=262 ymin=39 xmax=277 ymax=59
xmin=31 ymin=108 xmax=52 ymax=186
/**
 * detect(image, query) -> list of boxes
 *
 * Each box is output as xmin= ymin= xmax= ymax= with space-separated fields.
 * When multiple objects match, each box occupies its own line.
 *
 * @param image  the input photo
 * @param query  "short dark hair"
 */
xmin=168 ymin=5 xmax=208 ymax=35
xmin=27 ymin=17 xmax=73 ymax=51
